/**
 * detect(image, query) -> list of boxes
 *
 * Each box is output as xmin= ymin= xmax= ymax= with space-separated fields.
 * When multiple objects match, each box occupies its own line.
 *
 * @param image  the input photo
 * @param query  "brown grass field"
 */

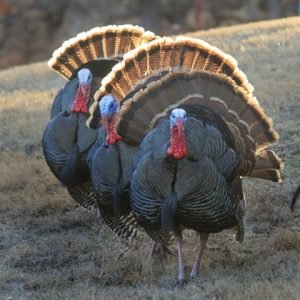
xmin=0 ymin=17 xmax=300 ymax=299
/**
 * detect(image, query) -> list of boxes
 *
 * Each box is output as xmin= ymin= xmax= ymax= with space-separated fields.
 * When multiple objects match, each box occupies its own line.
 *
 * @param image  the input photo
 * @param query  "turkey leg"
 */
xmin=176 ymin=235 xmax=186 ymax=287
xmin=149 ymin=241 xmax=172 ymax=258
xmin=190 ymin=232 xmax=209 ymax=278
xmin=149 ymin=241 xmax=159 ymax=258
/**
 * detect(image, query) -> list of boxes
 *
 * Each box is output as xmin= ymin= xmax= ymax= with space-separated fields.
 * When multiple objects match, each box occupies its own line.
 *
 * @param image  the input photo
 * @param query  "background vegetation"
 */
xmin=0 ymin=0 xmax=299 ymax=69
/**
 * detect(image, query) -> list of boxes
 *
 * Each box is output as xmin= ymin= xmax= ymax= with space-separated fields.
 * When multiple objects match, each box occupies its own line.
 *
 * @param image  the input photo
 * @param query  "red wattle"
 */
xmin=106 ymin=132 xmax=123 ymax=145
xmin=102 ymin=115 xmax=123 ymax=145
xmin=71 ymin=84 xmax=91 ymax=113
xmin=167 ymin=120 xmax=187 ymax=160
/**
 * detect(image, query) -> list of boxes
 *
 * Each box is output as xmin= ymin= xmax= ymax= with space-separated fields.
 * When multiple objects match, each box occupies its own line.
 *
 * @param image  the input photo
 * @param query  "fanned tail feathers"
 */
xmin=87 ymin=36 xmax=255 ymax=128
xmin=114 ymin=70 xmax=281 ymax=180
xmin=87 ymin=36 xmax=282 ymax=182
xmin=48 ymin=24 xmax=158 ymax=80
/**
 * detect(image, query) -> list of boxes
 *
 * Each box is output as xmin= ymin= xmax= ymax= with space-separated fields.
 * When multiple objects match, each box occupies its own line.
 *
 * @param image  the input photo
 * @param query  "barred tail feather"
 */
xmin=248 ymin=169 xmax=282 ymax=182
xmin=253 ymin=150 xmax=283 ymax=171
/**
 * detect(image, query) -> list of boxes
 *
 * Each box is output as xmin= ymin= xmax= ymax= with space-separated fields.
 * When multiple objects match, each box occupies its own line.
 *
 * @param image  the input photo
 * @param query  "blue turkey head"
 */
xmin=170 ymin=108 xmax=187 ymax=126
xmin=99 ymin=94 xmax=119 ymax=117
xmin=99 ymin=94 xmax=122 ymax=145
xmin=78 ymin=68 xmax=92 ymax=85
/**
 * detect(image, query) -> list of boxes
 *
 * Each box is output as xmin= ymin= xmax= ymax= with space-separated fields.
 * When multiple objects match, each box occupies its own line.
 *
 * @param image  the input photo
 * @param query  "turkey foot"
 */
xmin=175 ymin=236 xmax=187 ymax=287
xmin=176 ymin=278 xmax=188 ymax=288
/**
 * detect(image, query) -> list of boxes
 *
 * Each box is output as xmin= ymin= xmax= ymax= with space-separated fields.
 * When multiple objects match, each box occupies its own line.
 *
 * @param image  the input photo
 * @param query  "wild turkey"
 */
xmin=88 ymin=96 xmax=174 ymax=248
xmin=43 ymin=25 xmax=158 ymax=210
xmin=87 ymin=36 xmax=283 ymax=284
xmin=88 ymin=95 xmax=141 ymax=240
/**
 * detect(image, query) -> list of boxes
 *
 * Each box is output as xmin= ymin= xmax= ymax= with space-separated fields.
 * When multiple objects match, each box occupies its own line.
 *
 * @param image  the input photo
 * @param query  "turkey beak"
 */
xmin=80 ymin=83 xmax=91 ymax=99
xmin=176 ymin=118 xmax=184 ymax=139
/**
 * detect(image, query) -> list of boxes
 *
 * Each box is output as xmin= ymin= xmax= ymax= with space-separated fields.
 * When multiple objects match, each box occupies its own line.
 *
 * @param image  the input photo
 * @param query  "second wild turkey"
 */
xmin=42 ymin=25 xmax=158 ymax=210
xmin=89 ymin=94 xmax=173 ymax=250
xmin=89 ymin=95 xmax=140 ymax=240
xmin=87 ymin=36 xmax=283 ymax=285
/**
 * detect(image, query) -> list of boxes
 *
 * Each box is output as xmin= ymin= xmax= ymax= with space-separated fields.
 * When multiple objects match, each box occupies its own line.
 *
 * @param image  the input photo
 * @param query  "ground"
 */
xmin=0 ymin=17 xmax=299 ymax=300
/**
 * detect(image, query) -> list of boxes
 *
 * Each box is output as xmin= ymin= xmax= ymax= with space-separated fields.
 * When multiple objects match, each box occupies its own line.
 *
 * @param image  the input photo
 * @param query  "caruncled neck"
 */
xmin=102 ymin=115 xmax=123 ymax=145
xmin=71 ymin=84 xmax=91 ymax=113
xmin=167 ymin=121 xmax=187 ymax=160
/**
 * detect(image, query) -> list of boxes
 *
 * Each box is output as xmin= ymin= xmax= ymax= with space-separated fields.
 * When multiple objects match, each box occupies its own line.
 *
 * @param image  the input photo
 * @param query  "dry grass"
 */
xmin=1 ymin=17 xmax=300 ymax=299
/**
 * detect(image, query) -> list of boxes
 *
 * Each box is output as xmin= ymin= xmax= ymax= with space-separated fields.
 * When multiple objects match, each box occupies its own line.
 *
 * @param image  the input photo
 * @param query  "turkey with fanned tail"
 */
xmin=87 ymin=36 xmax=283 ymax=285
xmin=42 ymin=25 xmax=158 ymax=210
